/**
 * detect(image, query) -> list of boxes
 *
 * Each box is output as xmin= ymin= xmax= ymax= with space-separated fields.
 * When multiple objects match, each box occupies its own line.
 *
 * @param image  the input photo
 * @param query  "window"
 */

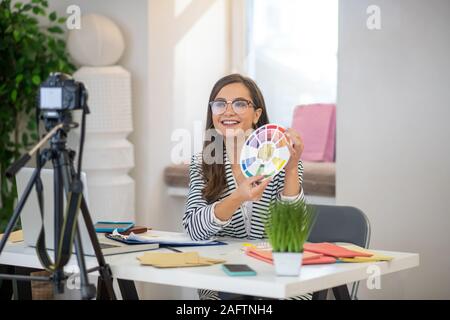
xmin=245 ymin=0 xmax=338 ymax=127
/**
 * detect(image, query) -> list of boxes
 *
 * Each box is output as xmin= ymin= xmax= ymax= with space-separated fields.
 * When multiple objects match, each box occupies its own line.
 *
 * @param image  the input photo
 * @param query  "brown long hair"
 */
xmin=201 ymin=74 xmax=269 ymax=202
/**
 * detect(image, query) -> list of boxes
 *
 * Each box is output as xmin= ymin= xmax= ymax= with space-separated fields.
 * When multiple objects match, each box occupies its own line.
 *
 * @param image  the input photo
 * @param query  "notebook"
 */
xmin=245 ymin=248 xmax=337 ymax=265
xmin=106 ymin=229 xmax=227 ymax=247
xmin=137 ymin=251 xmax=226 ymax=268
xmin=303 ymin=242 xmax=373 ymax=258
xmin=337 ymin=244 xmax=393 ymax=262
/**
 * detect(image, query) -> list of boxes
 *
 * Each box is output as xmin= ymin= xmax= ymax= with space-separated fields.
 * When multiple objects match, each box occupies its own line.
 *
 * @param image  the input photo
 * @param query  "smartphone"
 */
xmin=222 ymin=264 xmax=257 ymax=276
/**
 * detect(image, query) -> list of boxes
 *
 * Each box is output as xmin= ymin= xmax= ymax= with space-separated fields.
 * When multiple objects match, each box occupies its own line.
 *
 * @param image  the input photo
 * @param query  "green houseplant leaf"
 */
xmin=265 ymin=200 xmax=317 ymax=253
xmin=0 ymin=0 xmax=75 ymax=232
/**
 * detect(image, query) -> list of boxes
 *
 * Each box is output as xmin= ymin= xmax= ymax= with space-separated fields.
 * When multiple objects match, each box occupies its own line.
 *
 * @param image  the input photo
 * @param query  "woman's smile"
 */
xmin=219 ymin=118 xmax=242 ymax=130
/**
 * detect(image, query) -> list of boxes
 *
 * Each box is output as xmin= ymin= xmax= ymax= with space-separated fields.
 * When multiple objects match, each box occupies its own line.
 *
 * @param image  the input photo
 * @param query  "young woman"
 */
xmin=183 ymin=74 xmax=310 ymax=300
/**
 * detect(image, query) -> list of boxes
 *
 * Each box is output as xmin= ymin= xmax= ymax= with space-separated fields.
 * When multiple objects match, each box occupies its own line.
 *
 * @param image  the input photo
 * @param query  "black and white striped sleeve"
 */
xmin=182 ymin=154 xmax=230 ymax=241
xmin=276 ymin=160 xmax=306 ymax=203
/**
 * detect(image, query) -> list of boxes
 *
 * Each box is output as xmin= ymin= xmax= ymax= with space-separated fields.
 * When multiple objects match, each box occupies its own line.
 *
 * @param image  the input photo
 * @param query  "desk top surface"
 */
xmin=0 ymin=237 xmax=419 ymax=298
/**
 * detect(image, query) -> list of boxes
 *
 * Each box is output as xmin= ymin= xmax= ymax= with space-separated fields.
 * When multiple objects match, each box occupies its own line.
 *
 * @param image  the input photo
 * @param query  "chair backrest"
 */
xmin=308 ymin=205 xmax=371 ymax=248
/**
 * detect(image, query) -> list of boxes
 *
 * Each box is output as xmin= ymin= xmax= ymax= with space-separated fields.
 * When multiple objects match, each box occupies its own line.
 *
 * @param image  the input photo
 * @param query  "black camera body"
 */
xmin=38 ymin=72 xmax=88 ymax=116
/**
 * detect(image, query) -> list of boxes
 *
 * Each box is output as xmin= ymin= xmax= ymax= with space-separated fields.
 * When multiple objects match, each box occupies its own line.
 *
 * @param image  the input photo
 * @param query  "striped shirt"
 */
xmin=183 ymin=149 xmax=311 ymax=300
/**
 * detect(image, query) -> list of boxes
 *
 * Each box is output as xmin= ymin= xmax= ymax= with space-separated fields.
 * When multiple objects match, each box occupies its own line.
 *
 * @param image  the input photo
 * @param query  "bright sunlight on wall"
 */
xmin=246 ymin=0 xmax=338 ymax=127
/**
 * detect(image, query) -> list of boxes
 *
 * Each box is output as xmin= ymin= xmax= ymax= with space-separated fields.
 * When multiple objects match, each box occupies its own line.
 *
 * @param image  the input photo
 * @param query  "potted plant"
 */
xmin=265 ymin=200 xmax=316 ymax=276
xmin=0 ymin=0 xmax=75 ymax=232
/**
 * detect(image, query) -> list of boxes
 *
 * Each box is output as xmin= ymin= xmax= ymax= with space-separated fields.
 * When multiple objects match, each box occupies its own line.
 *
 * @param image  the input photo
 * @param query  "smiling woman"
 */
xmin=201 ymin=74 xmax=269 ymax=203
xmin=182 ymin=73 xmax=311 ymax=300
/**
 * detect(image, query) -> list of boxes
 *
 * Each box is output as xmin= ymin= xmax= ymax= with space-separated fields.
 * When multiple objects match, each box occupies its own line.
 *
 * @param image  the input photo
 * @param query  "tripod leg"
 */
xmin=59 ymin=152 xmax=116 ymax=300
xmin=54 ymin=149 xmax=97 ymax=298
xmin=72 ymin=226 xmax=96 ymax=300
xmin=52 ymin=158 xmax=65 ymax=294
xmin=0 ymin=167 xmax=41 ymax=253
xmin=78 ymin=196 xmax=116 ymax=300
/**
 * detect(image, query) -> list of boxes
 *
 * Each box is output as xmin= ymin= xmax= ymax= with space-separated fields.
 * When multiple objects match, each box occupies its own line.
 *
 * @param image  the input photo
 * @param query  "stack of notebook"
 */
xmin=245 ymin=242 xmax=393 ymax=265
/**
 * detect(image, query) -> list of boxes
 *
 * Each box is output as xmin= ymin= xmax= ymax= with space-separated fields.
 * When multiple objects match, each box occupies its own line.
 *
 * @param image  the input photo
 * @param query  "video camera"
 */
xmin=38 ymin=72 xmax=88 ymax=118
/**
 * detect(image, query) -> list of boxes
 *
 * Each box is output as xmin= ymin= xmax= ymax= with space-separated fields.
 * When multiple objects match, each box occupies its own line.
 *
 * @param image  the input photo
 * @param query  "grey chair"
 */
xmin=308 ymin=204 xmax=371 ymax=300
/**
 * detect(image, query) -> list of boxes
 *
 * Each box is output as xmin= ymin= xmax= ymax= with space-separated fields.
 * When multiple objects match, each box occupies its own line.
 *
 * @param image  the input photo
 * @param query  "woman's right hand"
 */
xmin=214 ymin=175 xmax=271 ymax=222
xmin=234 ymin=175 xmax=272 ymax=202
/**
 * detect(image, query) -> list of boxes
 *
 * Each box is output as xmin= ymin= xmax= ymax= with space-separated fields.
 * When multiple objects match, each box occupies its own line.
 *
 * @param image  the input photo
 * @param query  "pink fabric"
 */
xmin=291 ymin=104 xmax=336 ymax=162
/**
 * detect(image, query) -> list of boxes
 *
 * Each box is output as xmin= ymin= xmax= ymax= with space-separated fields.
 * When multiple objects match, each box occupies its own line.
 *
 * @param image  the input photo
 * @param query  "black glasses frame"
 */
xmin=209 ymin=98 xmax=255 ymax=115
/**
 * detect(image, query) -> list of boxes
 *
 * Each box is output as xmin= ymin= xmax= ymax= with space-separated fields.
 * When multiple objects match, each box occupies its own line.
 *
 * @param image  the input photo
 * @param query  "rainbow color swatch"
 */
xmin=240 ymin=124 xmax=291 ymax=178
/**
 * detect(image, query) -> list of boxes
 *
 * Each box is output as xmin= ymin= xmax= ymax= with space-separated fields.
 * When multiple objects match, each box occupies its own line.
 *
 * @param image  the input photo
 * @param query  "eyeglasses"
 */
xmin=209 ymin=99 xmax=255 ymax=115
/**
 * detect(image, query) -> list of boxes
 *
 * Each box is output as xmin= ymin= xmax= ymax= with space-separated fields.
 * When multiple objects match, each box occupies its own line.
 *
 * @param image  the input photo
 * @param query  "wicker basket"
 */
xmin=30 ymin=270 xmax=54 ymax=300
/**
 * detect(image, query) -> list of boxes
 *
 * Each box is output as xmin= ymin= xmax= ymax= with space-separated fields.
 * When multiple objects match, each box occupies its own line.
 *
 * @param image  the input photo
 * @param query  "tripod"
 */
xmin=0 ymin=114 xmax=116 ymax=300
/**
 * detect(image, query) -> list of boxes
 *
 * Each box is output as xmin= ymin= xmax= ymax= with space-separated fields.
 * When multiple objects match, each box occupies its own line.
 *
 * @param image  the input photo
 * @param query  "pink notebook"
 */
xmin=245 ymin=248 xmax=337 ymax=265
xmin=291 ymin=104 xmax=336 ymax=162
xmin=303 ymin=243 xmax=373 ymax=258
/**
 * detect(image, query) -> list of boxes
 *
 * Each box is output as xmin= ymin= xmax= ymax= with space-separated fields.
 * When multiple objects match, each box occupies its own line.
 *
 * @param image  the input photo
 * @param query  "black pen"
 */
xmin=164 ymin=246 xmax=182 ymax=253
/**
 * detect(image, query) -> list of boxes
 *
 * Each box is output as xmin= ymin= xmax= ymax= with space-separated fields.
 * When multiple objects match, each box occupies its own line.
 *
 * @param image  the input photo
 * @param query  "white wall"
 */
xmin=48 ymin=0 xmax=230 ymax=299
xmin=141 ymin=0 xmax=230 ymax=299
xmin=337 ymin=0 xmax=450 ymax=299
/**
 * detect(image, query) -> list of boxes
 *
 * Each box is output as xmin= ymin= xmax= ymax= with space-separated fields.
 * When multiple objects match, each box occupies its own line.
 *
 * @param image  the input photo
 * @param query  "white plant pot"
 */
xmin=272 ymin=252 xmax=303 ymax=276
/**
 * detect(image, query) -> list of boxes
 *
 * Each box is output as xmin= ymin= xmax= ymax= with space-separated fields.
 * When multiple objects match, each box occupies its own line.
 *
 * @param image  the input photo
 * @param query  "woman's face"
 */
xmin=211 ymin=83 xmax=262 ymax=138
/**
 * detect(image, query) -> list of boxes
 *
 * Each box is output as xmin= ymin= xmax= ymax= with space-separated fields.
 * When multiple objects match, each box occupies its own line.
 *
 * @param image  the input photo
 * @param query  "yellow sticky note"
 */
xmin=0 ymin=230 xmax=24 ymax=243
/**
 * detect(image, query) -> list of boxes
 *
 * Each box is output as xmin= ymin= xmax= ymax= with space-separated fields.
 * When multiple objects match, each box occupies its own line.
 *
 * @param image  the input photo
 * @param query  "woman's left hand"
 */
xmin=284 ymin=128 xmax=304 ymax=172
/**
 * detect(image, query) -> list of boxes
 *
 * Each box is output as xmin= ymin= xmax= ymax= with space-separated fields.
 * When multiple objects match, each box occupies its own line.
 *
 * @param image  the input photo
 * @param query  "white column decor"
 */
xmin=67 ymin=14 xmax=135 ymax=223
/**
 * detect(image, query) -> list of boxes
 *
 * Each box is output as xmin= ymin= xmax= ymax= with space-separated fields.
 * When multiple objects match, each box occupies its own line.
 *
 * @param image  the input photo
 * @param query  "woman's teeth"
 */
xmin=221 ymin=120 xmax=240 ymax=125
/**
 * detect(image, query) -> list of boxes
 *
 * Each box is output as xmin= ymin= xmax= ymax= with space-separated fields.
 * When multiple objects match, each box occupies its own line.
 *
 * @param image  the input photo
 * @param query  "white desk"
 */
xmin=0 ymin=238 xmax=419 ymax=299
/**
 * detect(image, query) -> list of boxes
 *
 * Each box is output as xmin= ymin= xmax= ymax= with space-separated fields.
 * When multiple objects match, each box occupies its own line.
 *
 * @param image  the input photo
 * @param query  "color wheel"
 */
xmin=240 ymin=124 xmax=291 ymax=178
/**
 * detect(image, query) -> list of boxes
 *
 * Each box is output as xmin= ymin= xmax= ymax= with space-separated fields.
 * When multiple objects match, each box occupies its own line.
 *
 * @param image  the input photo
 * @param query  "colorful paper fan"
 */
xmin=240 ymin=124 xmax=291 ymax=178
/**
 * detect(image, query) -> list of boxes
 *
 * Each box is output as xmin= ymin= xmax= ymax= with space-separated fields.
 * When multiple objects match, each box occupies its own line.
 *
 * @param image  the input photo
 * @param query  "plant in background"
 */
xmin=266 ymin=200 xmax=316 ymax=253
xmin=0 ymin=0 xmax=75 ymax=232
